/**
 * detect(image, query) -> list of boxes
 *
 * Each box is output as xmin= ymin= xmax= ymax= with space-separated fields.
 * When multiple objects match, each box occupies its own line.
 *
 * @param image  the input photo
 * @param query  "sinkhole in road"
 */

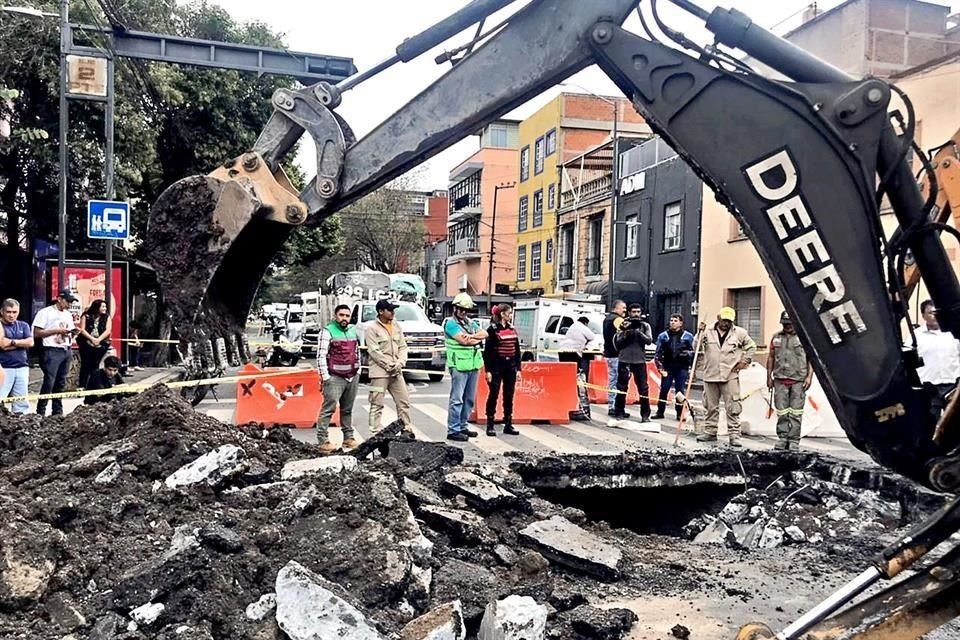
xmin=534 ymin=482 xmax=744 ymax=537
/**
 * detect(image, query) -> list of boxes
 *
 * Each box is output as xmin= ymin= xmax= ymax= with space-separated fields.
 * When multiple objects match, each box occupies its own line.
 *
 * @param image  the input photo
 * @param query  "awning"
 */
xmin=583 ymin=281 xmax=609 ymax=296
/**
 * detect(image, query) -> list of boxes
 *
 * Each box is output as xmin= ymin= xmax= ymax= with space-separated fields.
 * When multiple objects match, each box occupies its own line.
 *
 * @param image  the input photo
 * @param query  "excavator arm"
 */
xmin=145 ymin=3 xmax=960 ymax=634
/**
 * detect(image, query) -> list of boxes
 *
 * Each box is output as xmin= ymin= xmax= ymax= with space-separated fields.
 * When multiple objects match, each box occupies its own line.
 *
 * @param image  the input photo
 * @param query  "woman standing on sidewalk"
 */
xmin=76 ymin=299 xmax=111 ymax=388
xmin=483 ymin=303 xmax=521 ymax=437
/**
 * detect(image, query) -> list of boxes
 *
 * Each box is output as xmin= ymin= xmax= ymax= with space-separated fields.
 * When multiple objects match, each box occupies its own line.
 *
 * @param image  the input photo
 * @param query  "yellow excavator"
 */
xmin=145 ymin=0 xmax=960 ymax=637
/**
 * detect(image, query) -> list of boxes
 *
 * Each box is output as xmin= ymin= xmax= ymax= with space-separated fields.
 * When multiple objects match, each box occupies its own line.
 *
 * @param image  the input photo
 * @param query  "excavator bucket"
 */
xmin=143 ymin=153 xmax=307 ymax=359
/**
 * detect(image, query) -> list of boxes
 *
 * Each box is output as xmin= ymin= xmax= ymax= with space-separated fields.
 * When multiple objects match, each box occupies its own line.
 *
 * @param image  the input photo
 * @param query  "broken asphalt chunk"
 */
xmin=419 ymin=505 xmax=497 ymax=546
xmin=275 ymin=560 xmax=384 ymax=640
xmin=443 ymin=471 xmax=519 ymax=513
xmin=164 ymin=445 xmax=248 ymax=489
xmin=280 ymin=455 xmax=358 ymax=480
xmin=518 ymin=516 xmax=623 ymax=581
xmin=400 ymin=600 xmax=466 ymax=640
xmin=478 ymin=595 xmax=548 ymax=640
xmin=565 ymin=604 xmax=637 ymax=640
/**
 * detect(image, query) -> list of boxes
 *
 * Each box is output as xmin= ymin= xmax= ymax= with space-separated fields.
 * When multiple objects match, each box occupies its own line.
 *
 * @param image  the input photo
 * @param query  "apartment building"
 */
xmin=513 ymin=93 xmax=648 ymax=295
xmin=700 ymin=0 xmax=960 ymax=344
xmin=446 ymin=119 xmax=520 ymax=313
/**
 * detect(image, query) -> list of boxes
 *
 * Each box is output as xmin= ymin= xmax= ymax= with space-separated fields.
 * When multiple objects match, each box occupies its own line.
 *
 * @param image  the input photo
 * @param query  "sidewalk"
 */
xmin=21 ymin=366 xmax=181 ymax=416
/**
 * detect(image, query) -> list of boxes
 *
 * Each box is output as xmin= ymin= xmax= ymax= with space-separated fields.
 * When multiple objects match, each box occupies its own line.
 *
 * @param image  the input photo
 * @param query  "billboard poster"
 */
xmin=49 ymin=263 xmax=126 ymax=354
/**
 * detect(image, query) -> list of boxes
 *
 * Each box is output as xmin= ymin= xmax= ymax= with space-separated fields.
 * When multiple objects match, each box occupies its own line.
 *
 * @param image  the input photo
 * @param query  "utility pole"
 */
xmin=57 ymin=0 xmax=69 ymax=291
xmin=487 ymin=182 xmax=515 ymax=312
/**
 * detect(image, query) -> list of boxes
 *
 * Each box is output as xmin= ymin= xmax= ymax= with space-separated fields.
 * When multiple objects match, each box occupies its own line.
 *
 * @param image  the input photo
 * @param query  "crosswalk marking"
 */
xmin=561 ymin=420 xmax=644 ymax=452
xmin=366 ymin=404 xmax=431 ymax=442
xmin=415 ymin=404 xmax=520 ymax=455
xmin=514 ymin=424 xmax=594 ymax=455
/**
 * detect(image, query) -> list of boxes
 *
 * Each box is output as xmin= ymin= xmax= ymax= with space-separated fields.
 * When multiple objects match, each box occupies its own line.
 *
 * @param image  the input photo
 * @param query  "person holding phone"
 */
xmin=32 ymin=289 xmax=78 ymax=416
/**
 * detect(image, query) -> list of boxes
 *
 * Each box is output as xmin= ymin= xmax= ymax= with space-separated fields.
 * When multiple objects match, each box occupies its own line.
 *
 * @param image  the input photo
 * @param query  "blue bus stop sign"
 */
xmin=87 ymin=200 xmax=130 ymax=240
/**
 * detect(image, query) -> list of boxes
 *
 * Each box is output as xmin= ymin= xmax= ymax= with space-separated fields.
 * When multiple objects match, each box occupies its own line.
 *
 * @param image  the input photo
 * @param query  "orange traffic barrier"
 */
xmin=586 ymin=360 xmax=674 ymax=405
xmin=234 ymin=363 xmax=337 ymax=429
xmin=470 ymin=361 xmax=579 ymax=424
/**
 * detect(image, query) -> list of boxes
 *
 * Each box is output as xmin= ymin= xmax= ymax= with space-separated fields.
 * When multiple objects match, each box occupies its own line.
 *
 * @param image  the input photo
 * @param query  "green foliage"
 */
xmin=0 ymin=0 xmax=330 ymax=273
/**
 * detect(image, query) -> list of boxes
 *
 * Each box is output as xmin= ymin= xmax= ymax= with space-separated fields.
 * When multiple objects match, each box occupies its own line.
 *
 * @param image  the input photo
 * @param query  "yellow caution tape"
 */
xmin=0 ymin=368 xmax=309 ymax=405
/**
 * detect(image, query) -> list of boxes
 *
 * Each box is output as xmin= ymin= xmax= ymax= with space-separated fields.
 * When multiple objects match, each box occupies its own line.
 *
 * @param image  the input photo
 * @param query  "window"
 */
xmin=534 ymin=137 xmax=545 ymax=175
xmin=731 ymin=287 xmax=762 ymax=342
xmin=546 ymin=239 xmax=553 ymax=263
xmin=625 ymin=214 xmax=639 ymax=258
xmin=586 ymin=217 xmax=603 ymax=276
xmin=517 ymin=245 xmax=527 ymax=281
xmin=488 ymin=124 xmax=508 ymax=147
xmin=520 ymin=146 xmax=530 ymax=182
xmin=545 ymin=128 xmax=557 ymax=155
xmin=547 ymin=183 xmax=556 ymax=210
xmin=558 ymin=226 xmax=574 ymax=280
xmin=659 ymin=293 xmax=684 ymax=331
xmin=533 ymin=190 xmax=543 ymax=227
xmin=518 ymin=196 xmax=529 ymax=232
xmin=545 ymin=315 xmax=561 ymax=333
xmin=664 ymin=201 xmax=682 ymax=251
xmin=531 ymin=241 xmax=542 ymax=281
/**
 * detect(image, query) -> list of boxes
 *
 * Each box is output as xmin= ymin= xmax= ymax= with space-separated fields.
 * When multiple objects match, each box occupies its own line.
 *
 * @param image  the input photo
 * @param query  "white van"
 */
xmin=512 ymin=299 xmax=606 ymax=361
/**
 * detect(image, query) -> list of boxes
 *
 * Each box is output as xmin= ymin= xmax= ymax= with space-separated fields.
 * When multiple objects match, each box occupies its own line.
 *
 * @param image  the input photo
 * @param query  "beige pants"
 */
xmin=368 ymin=375 xmax=411 ymax=431
xmin=703 ymin=378 xmax=741 ymax=438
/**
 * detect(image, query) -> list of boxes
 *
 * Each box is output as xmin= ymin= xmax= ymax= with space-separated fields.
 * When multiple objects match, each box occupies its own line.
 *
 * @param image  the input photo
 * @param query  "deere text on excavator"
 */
xmin=144 ymin=1 xmax=960 ymax=637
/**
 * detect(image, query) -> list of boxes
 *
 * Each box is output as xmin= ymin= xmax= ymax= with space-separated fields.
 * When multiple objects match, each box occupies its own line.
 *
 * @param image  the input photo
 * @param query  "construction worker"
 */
xmin=695 ymin=306 xmax=756 ymax=447
xmin=444 ymin=293 xmax=487 ymax=441
xmin=366 ymin=299 xmax=412 ymax=433
xmin=316 ymin=304 xmax=361 ymax=454
xmin=766 ymin=311 xmax=813 ymax=451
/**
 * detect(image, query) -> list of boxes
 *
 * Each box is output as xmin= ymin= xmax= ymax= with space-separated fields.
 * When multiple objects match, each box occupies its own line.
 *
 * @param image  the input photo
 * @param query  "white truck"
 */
xmin=300 ymin=272 xmax=446 ymax=381
xmin=512 ymin=298 xmax=607 ymax=361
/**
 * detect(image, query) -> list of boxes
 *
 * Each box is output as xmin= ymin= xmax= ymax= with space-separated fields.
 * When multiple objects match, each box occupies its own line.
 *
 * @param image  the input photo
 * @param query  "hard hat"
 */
xmin=452 ymin=293 xmax=476 ymax=309
xmin=780 ymin=310 xmax=792 ymax=324
xmin=718 ymin=306 xmax=736 ymax=321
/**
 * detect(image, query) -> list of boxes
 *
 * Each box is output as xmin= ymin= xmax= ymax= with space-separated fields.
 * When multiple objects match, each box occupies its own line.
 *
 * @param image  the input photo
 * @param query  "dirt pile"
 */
xmin=0 ymin=389 xmax=953 ymax=640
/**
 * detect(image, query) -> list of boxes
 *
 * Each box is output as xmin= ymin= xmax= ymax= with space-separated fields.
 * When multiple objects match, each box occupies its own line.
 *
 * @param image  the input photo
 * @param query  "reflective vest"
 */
xmin=771 ymin=331 xmax=807 ymax=382
xmin=444 ymin=317 xmax=483 ymax=372
xmin=326 ymin=322 xmax=360 ymax=378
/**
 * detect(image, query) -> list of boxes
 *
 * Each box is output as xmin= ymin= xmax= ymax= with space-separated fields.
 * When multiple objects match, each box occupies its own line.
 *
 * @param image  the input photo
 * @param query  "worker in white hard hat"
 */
xmin=443 ymin=293 xmax=489 ymax=441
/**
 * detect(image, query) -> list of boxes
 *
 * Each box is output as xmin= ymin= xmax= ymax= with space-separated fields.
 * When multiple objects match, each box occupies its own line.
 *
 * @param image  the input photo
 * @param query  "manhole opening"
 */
xmin=535 ymin=483 xmax=744 ymax=537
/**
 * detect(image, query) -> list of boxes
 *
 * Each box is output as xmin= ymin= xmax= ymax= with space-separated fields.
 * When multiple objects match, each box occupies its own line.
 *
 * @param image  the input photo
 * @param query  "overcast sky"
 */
xmin=213 ymin=0 xmax=958 ymax=190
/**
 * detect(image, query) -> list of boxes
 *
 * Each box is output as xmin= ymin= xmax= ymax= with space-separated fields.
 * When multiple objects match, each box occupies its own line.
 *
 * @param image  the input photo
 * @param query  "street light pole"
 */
xmin=487 ymin=182 xmax=515 ymax=312
xmin=57 ymin=0 xmax=69 ymax=291
xmin=606 ymin=102 xmax=619 ymax=309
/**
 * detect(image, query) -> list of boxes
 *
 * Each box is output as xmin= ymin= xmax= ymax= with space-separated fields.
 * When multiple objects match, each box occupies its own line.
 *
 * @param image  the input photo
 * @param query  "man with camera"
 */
xmin=612 ymin=303 xmax=653 ymax=422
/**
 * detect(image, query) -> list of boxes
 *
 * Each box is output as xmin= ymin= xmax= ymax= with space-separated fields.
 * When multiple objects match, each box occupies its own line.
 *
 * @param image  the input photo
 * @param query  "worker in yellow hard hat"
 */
xmin=444 ymin=293 xmax=489 ymax=441
xmin=693 ymin=306 xmax=757 ymax=447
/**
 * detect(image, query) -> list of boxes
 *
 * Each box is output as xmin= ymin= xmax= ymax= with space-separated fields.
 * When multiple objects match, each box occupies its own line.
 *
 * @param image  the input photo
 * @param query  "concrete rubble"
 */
xmin=0 ymin=386 xmax=956 ymax=640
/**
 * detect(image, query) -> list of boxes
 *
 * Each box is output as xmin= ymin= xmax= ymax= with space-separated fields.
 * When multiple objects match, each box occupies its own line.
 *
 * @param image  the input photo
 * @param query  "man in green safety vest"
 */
xmin=444 ymin=293 xmax=488 ymax=442
xmin=316 ymin=304 xmax=361 ymax=454
xmin=766 ymin=310 xmax=813 ymax=451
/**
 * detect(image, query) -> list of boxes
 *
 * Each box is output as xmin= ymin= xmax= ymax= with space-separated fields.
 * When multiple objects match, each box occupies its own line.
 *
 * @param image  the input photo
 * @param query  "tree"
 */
xmin=339 ymin=179 xmax=427 ymax=274
xmin=0 ymin=0 xmax=341 ymax=301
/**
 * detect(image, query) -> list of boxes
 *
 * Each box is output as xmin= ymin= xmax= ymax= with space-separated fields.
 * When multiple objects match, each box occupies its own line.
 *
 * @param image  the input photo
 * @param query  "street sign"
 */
xmin=87 ymin=200 xmax=130 ymax=240
xmin=67 ymin=55 xmax=108 ymax=97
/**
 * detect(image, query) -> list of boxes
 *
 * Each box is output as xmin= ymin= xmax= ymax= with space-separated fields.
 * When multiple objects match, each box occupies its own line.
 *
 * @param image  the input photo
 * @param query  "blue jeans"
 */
xmin=658 ymin=367 xmax=689 ymax=417
xmin=448 ymin=368 xmax=479 ymax=435
xmin=605 ymin=357 xmax=619 ymax=411
xmin=0 ymin=366 xmax=30 ymax=414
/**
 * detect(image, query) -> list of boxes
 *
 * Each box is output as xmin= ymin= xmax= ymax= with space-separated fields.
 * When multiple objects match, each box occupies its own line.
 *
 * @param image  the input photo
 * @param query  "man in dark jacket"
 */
xmin=84 ymin=355 xmax=129 ymax=404
xmin=483 ymin=303 xmax=521 ymax=437
xmin=602 ymin=300 xmax=627 ymax=416
xmin=613 ymin=303 xmax=653 ymax=422
xmin=654 ymin=314 xmax=695 ymax=420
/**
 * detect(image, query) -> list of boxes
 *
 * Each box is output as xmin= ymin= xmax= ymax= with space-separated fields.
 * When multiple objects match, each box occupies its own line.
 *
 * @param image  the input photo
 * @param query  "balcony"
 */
xmin=449 ymin=169 xmax=483 ymax=223
xmin=559 ymin=174 xmax=613 ymax=211
xmin=448 ymin=236 xmax=482 ymax=262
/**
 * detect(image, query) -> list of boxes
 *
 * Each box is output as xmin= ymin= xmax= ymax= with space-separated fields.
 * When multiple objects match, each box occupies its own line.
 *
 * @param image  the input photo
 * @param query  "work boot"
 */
xmin=318 ymin=441 xmax=338 ymax=455
xmin=653 ymin=412 xmax=665 ymax=420
xmin=696 ymin=433 xmax=718 ymax=442
xmin=341 ymin=438 xmax=359 ymax=450
xmin=464 ymin=428 xmax=479 ymax=438
xmin=728 ymin=438 xmax=743 ymax=448
xmin=503 ymin=423 xmax=520 ymax=436
xmin=486 ymin=420 xmax=497 ymax=437
xmin=774 ymin=440 xmax=789 ymax=451
xmin=447 ymin=432 xmax=469 ymax=442
xmin=607 ymin=409 xmax=618 ymax=417
xmin=615 ymin=411 xmax=632 ymax=419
